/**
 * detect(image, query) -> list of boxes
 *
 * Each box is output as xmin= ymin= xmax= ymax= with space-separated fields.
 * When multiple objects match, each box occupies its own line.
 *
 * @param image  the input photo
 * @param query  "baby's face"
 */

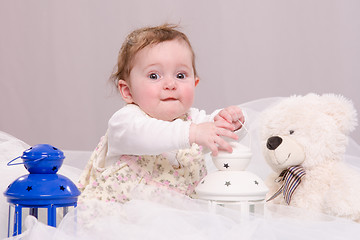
xmin=126 ymin=39 xmax=198 ymax=121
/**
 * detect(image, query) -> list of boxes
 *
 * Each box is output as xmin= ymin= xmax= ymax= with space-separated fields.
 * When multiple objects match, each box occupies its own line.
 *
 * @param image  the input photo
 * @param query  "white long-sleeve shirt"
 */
xmin=107 ymin=104 xmax=221 ymax=158
xmin=106 ymin=104 xmax=247 ymax=167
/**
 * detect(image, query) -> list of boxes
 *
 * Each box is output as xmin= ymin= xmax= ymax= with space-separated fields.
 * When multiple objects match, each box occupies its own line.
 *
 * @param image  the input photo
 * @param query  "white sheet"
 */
xmin=4 ymin=187 xmax=360 ymax=240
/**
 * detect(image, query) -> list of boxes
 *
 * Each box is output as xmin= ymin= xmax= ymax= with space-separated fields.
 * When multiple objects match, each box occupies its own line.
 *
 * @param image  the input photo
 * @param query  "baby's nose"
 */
xmin=163 ymin=77 xmax=177 ymax=90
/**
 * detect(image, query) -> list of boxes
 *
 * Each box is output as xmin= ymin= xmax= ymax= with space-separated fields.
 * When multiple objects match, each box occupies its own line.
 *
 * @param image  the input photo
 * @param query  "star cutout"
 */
xmin=223 ymin=163 xmax=229 ymax=169
xmin=225 ymin=181 xmax=231 ymax=187
xmin=254 ymin=180 xmax=259 ymax=185
xmin=26 ymin=186 xmax=32 ymax=191
xmin=59 ymin=185 xmax=65 ymax=191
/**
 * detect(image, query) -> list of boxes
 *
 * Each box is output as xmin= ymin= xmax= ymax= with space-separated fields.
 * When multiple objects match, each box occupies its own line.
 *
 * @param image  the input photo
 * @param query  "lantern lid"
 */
xmin=195 ymin=171 xmax=268 ymax=202
xmin=215 ymin=142 xmax=252 ymax=159
xmin=212 ymin=143 xmax=253 ymax=171
xmin=8 ymin=144 xmax=65 ymax=174
xmin=4 ymin=144 xmax=80 ymax=206
xmin=4 ymin=173 xmax=81 ymax=205
xmin=22 ymin=144 xmax=64 ymax=161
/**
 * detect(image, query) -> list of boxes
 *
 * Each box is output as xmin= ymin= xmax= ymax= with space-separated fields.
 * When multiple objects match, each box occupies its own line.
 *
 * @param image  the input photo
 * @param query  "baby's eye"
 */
xmin=176 ymin=73 xmax=186 ymax=79
xmin=289 ymin=130 xmax=295 ymax=135
xmin=149 ymin=73 xmax=160 ymax=80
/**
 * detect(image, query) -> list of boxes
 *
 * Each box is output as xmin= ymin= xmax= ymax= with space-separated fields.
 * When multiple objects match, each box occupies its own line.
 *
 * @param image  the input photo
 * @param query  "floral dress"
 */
xmin=78 ymin=133 xmax=207 ymax=203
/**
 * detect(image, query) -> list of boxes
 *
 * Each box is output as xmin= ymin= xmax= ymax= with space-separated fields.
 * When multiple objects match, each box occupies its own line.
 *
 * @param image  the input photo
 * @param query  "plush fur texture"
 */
xmin=261 ymin=93 xmax=360 ymax=222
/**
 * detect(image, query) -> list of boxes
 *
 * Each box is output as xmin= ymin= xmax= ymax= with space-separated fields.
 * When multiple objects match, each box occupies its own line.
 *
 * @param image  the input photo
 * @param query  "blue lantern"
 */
xmin=4 ymin=144 xmax=81 ymax=237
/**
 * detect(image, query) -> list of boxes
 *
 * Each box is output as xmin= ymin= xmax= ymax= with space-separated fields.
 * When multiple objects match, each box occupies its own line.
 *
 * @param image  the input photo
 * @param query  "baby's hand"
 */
xmin=189 ymin=122 xmax=238 ymax=156
xmin=214 ymin=106 xmax=244 ymax=131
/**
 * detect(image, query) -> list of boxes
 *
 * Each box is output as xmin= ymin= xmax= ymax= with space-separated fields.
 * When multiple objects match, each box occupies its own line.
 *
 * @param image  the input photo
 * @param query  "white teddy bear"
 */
xmin=261 ymin=93 xmax=360 ymax=222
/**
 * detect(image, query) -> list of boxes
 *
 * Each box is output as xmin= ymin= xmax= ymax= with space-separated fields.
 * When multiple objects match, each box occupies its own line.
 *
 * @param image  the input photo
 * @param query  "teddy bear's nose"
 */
xmin=267 ymin=136 xmax=282 ymax=150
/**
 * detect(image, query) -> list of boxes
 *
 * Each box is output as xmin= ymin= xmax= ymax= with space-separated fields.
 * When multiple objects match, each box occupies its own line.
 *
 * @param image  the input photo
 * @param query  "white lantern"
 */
xmin=196 ymin=133 xmax=268 ymax=217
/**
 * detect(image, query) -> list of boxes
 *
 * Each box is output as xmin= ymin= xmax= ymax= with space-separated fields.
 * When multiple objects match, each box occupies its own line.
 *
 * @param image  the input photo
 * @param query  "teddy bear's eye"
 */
xmin=289 ymin=130 xmax=295 ymax=135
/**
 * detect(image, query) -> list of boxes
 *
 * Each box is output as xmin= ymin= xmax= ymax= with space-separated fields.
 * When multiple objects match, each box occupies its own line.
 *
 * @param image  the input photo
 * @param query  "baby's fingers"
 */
xmin=214 ymin=118 xmax=235 ymax=131
xmin=217 ymin=127 xmax=238 ymax=141
xmin=219 ymin=110 xmax=233 ymax=123
xmin=221 ymin=106 xmax=243 ymax=122
xmin=214 ymin=135 xmax=232 ymax=154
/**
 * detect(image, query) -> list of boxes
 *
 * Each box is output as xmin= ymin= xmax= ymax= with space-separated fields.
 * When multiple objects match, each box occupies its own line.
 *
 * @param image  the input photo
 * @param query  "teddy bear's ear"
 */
xmin=320 ymin=94 xmax=358 ymax=134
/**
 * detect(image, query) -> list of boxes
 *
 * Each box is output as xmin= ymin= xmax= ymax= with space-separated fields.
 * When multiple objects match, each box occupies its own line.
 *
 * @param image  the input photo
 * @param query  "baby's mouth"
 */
xmin=162 ymin=97 xmax=178 ymax=101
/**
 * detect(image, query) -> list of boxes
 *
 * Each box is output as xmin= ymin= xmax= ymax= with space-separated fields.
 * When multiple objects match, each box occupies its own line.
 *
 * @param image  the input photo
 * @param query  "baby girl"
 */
xmin=78 ymin=24 xmax=245 ymax=203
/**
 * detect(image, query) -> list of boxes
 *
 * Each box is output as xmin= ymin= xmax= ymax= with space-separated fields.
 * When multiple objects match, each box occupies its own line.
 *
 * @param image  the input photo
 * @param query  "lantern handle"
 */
xmin=7 ymin=156 xmax=46 ymax=166
xmin=238 ymin=119 xmax=251 ymax=148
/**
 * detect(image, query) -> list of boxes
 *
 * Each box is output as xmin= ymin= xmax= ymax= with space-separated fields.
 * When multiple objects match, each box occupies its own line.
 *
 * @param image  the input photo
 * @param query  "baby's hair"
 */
xmin=110 ymin=24 xmax=197 ymax=88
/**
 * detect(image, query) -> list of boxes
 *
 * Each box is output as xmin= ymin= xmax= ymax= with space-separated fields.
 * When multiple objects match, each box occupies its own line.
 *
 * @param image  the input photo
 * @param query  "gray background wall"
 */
xmin=1 ymin=0 xmax=359 ymax=151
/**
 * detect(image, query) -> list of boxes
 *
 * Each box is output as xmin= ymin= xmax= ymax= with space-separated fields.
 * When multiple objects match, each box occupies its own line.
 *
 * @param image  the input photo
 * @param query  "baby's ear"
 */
xmin=118 ymin=80 xmax=134 ymax=103
xmin=195 ymin=77 xmax=200 ymax=87
xmin=321 ymin=94 xmax=358 ymax=134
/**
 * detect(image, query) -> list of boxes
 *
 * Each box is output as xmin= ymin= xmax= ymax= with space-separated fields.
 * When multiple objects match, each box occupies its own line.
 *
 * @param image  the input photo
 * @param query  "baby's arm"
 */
xmin=107 ymin=104 xmax=191 ymax=157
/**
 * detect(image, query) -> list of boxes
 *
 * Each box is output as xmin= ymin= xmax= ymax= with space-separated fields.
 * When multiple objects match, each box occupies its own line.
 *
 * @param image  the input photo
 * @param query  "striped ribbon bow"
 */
xmin=267 ymin=165 xmax=306 ymax=205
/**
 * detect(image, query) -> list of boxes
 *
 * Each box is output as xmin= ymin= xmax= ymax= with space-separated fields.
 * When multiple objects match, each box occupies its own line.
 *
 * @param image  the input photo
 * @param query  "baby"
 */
xmin=78 ymin=24 xmax=245 ymax=203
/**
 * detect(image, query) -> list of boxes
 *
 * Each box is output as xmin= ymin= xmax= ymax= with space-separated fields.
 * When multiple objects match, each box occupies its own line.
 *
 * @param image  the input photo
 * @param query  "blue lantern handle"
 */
xmin=7 ymin=156 xmax=46 ymax=166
